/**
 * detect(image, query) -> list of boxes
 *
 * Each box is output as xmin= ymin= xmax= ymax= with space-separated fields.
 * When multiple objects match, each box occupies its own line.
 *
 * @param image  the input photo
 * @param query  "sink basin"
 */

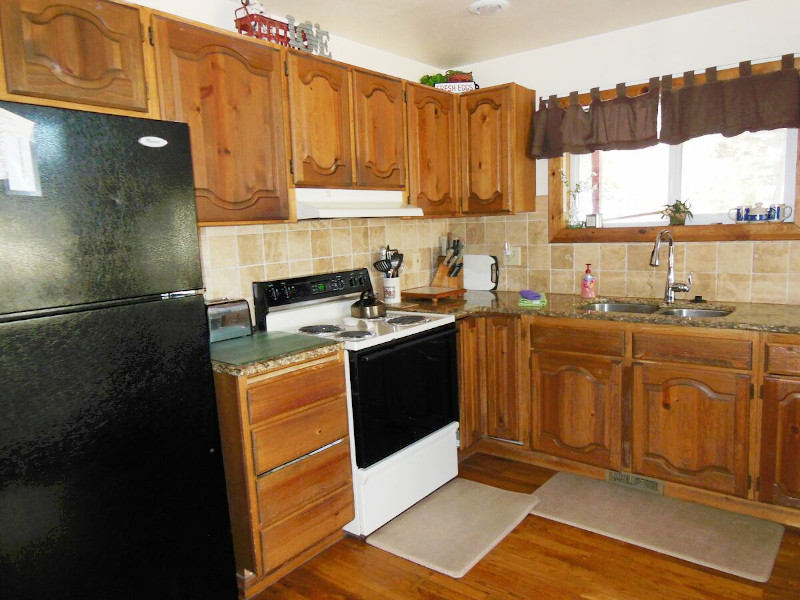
xmin=581 ymin=302 xmax=660 ymax=314
xmin=654 ymin=307 xmax=733 ymax=318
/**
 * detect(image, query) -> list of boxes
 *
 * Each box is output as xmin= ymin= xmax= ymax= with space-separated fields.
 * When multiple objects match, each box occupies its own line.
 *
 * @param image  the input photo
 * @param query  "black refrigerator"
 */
xmin=0 ymin=102 xmax=237 ymax=598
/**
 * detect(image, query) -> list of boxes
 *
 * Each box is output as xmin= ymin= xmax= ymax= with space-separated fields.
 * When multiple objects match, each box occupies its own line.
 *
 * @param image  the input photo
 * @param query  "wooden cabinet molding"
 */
xmin=632 ymin=362 xmax=750 ymax=497
xmin=459 ymin=83 xmax=536 ymax=215
xmin=0 ymin=0 xmax=150 ymax=113
xmin=152 ymin=16 xmax=290 ymax=224
xmin=406 ymin=82 xmax=459 ymax=215
xmin=352 ymin=68 xmax=405 ymax=188
xmin=457 ymin=315 xmax=529 ymax=449
xmin=287 ymin=51 xmax=354 ymax=188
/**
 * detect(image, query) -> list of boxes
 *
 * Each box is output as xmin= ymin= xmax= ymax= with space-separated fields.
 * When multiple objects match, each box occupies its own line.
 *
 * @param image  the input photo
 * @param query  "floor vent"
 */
xmin=605 ymin=471 xmax=664 ymax=495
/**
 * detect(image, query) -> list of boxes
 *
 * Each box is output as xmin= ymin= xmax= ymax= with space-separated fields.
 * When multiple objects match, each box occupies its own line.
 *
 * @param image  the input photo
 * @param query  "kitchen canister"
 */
xmin=382 ymin=277 xmax=401 ymax=304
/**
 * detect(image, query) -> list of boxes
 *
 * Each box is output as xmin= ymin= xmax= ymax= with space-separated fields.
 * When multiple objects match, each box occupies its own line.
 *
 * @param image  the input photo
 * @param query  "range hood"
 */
xmin=294 ymin=188 xmax=423 ymax=219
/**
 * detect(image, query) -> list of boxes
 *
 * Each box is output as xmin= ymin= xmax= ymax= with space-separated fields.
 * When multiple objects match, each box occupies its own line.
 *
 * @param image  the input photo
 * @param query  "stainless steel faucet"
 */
xmin=649 ymin=229 xmax=692 ymax=304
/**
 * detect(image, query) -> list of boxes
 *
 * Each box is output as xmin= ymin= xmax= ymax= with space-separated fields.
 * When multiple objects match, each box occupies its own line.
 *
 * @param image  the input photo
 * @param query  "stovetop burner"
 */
xmin=298 ymin=324 xmax=343 ymax=335
xmin=386 ymin=315 xmax=430 ymax=326
xmin=337 ymin=330 xmax=376 ymax=340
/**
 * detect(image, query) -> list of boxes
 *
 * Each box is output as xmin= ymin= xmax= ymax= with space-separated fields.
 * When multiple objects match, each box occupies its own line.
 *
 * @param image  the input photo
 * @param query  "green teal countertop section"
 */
xmin=210 ymin=331 xmax=340 ymax=377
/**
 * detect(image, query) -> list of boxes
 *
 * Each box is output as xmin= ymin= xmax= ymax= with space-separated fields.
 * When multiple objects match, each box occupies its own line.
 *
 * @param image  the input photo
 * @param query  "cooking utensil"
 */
xmin=448 ymin=262 xmax=463 ymax=277
xmin=351 ymin=289 xmax=386 ymax=318
xmin=373 ymin=259 xmax=392 ymax=274
xmin=390 ymin=253 xmax=403 ymax=277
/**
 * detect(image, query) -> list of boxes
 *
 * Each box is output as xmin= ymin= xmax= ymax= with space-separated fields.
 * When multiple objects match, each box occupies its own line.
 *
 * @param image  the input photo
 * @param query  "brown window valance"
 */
xmin=527 ymin=54 xmax=800 ymax=158
xmin=527 ymin=78 xmax=659 ymax=158
xmin=660 ymin=54 xmax=800 ymax=144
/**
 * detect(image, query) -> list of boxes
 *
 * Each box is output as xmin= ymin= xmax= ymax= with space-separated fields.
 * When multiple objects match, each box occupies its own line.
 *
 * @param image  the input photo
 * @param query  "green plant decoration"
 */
xmin=662 ymin=200 xmax=693 ymax=225
xmin=419 ymin=70 xmax=472 ymax=87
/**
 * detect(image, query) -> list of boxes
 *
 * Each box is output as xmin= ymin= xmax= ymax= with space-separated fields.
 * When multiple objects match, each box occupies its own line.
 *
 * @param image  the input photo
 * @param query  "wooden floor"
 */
xmin=259 ymin=454 xmax=800 ymax=599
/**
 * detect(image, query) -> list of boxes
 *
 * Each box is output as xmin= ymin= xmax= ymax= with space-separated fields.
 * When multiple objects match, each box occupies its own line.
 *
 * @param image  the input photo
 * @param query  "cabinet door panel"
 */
xmin=288 ymin=53 xmax=353 ymax=187
xmin=457 ymin=316 xmax=484 ymax=449
xmin=532 ymin=351 xmax=622 ymax=469
xmin=760 ymin=376 xmax=800 ymax=508
xmin=152 ymin=17 xmax=289 ymax=222
xmin=352 ymin=69 xmax=405 ymax=188
xmin=0 ymin=0 xmax=147 ymax=111
xmin=407 ymin=83 xmax=458 ymax=214
xmin=632 ymin=363 xmax=749 ymax=496
xmin=460 ymin=86 xmax=510 ymax=214
xmin=485 ymin=316 xmax=521 ymax=442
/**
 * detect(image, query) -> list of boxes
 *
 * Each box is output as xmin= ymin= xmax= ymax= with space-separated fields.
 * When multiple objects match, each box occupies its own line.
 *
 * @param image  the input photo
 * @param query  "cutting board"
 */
xmin=463 ymin=255 xmax=498 ymax=290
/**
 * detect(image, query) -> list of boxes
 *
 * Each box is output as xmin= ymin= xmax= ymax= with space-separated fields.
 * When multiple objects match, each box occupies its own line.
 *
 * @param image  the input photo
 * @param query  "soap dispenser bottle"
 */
xmin=581 ymin=264 xmax=596 ymax=299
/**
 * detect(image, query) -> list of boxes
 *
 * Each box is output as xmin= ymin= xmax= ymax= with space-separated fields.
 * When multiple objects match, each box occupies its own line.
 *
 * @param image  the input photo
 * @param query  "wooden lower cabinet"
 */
xmin=457 ymin=315 xmax=527 ymax=448
xmin=485 ymin=315 xmax=527 ymax=444
xmin=213 ymin=350 xmax=354 ymax=597
xmin=632 ymin=362 xmax=750 ymax=497
xmin=457 ymin=316 xmax=484 ymax=449
xmin=760 ymin=376 xmax=800 ymax=508
xmin=532 ymin=351 xmax=623 ymax=470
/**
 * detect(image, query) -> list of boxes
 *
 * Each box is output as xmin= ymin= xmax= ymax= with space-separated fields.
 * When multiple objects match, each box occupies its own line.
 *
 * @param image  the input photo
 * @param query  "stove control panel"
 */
xmin=252 ymin=269 xmax=371 ymax=330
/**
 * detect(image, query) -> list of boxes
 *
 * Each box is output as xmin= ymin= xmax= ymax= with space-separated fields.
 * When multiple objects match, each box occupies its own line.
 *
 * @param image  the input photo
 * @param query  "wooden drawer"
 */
xmin=252 ymin=396 xmax=349 ymax=475
xmin=248 ymin=360 xmax=345 ymax=425
xmin=765 ymin=342 xmax=800 ymax=375
xmin=632 ymin=332 xmax=752 ymax=370
xmin=257 ymin=439 xmax=352 ymax=526
xmin=531 ymin=321 xmax=625 ymax=357
xmin=260 ymin=485 xmax=354 ymax=573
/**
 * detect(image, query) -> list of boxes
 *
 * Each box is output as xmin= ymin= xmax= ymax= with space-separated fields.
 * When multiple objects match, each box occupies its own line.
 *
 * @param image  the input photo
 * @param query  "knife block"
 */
xmin=430 ymin=256 xmax=464 ymax=289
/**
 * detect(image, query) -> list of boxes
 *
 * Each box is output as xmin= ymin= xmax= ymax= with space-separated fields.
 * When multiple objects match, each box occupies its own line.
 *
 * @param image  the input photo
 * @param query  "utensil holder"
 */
xmin=382 ymin=277 xmax=401 ymax=304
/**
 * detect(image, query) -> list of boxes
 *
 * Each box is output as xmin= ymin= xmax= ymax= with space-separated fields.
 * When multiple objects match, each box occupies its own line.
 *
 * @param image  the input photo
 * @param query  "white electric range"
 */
xmin=253 ymin=269 xmax=459 ymax=536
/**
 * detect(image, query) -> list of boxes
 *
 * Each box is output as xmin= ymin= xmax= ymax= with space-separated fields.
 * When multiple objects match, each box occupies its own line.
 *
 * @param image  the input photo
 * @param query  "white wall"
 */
xmin=132 ymin=0 xmax=436 ymax=80
xmin=457 ymin=0 xmax=799 ymax=98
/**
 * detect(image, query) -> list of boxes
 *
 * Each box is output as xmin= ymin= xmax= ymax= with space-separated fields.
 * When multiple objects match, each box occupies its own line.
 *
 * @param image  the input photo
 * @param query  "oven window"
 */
xmin=348 ymin=325 xmax=459 ymax=468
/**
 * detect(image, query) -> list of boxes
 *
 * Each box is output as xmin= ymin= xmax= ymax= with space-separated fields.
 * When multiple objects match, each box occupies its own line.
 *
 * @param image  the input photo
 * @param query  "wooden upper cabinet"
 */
xmin=352 ymin=69 xmax=405 ymax=188
xmin=287 ymin=52 xmax=353 ymax=187
xmin=459 ymin=83 xmax=536 ymax=215
xmin=632 ymin=362 xmax=750 ymax=497
xmin=151 ymin=16 xmax=289 ymax=223
xmin=407 ymin=83 xmax=459 ymax=215
xmin=0 ymin=0 xmax=148 ymax=112
xmin=760 ymin=375 xmax=800 ymax=508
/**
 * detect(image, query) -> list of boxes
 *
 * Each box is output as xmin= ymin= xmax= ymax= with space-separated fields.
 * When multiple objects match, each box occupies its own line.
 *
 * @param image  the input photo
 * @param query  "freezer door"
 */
xmin=0 ymin=295 xmax=237 ymax=599
xmin=0 ymin=101 xmax=202 ymax=317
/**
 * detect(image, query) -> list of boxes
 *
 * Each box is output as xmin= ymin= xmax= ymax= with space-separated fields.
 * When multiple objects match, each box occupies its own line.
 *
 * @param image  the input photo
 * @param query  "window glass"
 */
xmin=569 ymin=129 xmax=797 ymax=228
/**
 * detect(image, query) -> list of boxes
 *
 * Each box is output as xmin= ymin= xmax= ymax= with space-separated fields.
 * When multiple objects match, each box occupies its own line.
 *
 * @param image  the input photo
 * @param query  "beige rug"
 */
xmin=366 ymin=478 xmax=539 ymax=578
xmin=530 ymin=472 xmax=785 ymax=582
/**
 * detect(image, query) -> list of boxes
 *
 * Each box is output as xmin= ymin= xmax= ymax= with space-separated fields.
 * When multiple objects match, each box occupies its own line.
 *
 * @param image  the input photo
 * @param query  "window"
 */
xmin=568 ymin=128 xmax=798 ymax=228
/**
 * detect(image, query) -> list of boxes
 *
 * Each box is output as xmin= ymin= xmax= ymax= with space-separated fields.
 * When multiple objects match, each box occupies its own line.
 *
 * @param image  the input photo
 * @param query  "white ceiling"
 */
xmin=241 ymin=0 xmax=745 ymax=68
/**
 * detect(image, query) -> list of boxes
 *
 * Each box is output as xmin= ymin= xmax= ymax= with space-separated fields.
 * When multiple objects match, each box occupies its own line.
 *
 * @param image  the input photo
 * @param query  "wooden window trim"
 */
xmin=548 ymin=57 xmax=800 ymax=243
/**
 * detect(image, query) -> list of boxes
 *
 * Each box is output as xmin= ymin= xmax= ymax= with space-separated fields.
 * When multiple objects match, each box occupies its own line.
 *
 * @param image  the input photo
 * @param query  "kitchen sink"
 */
xmin=580 ymin=302 xmax=734 ymax=318
xmin=580 ymin=302 xmax=660 ymax=314
xmin=653 ymin=307 xmax=733 ymax=318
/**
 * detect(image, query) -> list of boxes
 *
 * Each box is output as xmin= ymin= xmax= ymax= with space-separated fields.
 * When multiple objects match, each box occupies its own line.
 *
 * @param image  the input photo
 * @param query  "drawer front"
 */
xmin=252 ymin=396 xmax=349 ymax=474
xmin=531 ymin=322 xmax=625 ymax=357
xmin=765 ymin=343 xmax=800 ymax=375
xmin=260 ymin=485 xmax=354 ymax=573
xmin=248 ymin=360 xmax=345 ymax=425
xmin=632 ymin=332 xmax=752 ymax=370
xmin=257 ymin=439 xmax=352 ymax=526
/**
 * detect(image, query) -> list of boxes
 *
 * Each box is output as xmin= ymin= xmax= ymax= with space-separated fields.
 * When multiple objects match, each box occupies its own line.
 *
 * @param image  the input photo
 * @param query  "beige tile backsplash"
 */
xmin=199 ymin=194 xmax=800 ymax=309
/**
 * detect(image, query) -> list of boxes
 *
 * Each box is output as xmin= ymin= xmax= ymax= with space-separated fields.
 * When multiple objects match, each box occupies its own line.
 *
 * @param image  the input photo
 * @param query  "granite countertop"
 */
xmin=210 ymin=331 xmax=341 ymax=377
xmin=400 ymin=290 xmax=800 ymax=335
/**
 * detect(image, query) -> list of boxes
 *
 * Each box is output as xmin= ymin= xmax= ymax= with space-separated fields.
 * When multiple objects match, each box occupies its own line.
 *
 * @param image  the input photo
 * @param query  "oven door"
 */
xmin=348 ymin=324 xmax=458 ymax=468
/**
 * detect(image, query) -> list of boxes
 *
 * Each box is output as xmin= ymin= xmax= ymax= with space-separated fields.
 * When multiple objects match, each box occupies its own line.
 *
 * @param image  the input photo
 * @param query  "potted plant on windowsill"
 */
xmin=662 ymin=200 xmax=693 ymax=225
